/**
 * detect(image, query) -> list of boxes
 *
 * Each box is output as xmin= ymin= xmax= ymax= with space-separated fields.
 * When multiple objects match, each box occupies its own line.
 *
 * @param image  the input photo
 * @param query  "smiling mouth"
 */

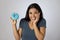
xmin=31 ymin=17 xmax=36 ymax=20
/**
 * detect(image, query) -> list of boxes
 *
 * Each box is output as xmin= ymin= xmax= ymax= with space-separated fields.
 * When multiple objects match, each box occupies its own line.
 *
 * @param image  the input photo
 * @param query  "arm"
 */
xmin=12 ymin=24 xmax=22 ymax=40
xmin=17 ymin=28 xmax=22 ymax=40
xmin=12 ymin=24 xmax=20 ymax=40
xmin=32 ymin=16 xmax=46 ymax=40
xmin=33 ymin=24 xmax=46 ymax=40
xmin=10 ymin=18 xmax=22 ymax=40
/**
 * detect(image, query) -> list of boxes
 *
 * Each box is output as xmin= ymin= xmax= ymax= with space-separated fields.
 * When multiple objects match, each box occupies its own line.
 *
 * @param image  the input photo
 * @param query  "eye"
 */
xmin=29 ymin=12 xmax=32 ymax=14
xmin=35 ymin=12 xmax=38 ymax=14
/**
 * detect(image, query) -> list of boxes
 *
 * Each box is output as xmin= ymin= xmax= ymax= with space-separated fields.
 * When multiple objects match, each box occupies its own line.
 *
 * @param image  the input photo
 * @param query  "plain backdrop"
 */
xmin=0 ymin=0 xmax=60 ymax=40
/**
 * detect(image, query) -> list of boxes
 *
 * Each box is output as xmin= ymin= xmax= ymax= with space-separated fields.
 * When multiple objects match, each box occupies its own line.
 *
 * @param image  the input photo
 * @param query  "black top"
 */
xmin=19 ymin=18 xmax=46 ymax=40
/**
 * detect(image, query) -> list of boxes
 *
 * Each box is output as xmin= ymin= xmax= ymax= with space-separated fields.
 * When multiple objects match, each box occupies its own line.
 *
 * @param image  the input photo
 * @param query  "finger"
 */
xmin=14 ymin=20 xmax=17 ymax=22
xmin=10 ymin=17 xmax=14 ymax=22
xmin=35 ymin=17 xmax=39 ymax=22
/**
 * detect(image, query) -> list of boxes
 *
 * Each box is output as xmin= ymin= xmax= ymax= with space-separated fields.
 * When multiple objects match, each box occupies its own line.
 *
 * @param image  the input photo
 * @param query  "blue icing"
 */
xmin=11 ymin=13 xmax=19 ymax=20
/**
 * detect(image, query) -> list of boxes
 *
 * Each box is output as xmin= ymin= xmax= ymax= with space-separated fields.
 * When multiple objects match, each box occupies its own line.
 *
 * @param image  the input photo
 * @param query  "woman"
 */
xmin=10 ymin=3 xmax=46 ymax=40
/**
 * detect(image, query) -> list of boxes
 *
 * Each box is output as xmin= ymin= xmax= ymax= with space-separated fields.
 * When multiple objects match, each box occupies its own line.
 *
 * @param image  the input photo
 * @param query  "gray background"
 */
xmin=0 ymin=0 xmax=60 ymax=40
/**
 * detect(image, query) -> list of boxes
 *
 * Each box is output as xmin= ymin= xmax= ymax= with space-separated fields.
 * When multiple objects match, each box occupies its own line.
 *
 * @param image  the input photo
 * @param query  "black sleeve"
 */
xmin=38 ymin=18 xmax=46 ymax=28
xmin=19 ymin=19 xmax=23 ymax=28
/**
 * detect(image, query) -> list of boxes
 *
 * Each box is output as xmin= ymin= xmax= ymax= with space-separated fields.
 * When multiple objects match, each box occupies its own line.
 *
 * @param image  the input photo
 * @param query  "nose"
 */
xmin=32 ymin=14 xmax=35 ymax=17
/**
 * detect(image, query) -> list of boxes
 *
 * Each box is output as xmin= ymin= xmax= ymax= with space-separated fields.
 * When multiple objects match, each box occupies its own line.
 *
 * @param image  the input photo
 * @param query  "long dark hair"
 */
xmin=22 ymin=3 xmax=43 ymax=22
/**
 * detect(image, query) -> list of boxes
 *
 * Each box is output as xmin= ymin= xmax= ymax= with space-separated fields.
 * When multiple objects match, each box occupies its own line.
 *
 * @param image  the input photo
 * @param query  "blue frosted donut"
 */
xmin=11 ymin=13 xmax=19 ymax=20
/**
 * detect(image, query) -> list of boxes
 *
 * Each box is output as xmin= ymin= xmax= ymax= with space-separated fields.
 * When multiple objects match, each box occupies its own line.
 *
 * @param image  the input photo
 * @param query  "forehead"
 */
xmin=29 ymin=8 xmax=38 ymax=12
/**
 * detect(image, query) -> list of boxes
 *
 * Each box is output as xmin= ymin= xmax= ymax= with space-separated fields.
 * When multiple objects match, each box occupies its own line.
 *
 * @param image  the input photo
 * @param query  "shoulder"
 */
xmin=19 ymin=18 xmax=27 ymax=28
xmin=20 ymin=18 xmax=27 ymax=24
xmin=40 ymin=18 xmax=46 ymax=23
xmin=38 ymin=18 xmax=46 ymax=24
xmin=37 ymin=18 xmax=46 ymax=28
xmin=20 ymin=18 xmax=26 ymax=23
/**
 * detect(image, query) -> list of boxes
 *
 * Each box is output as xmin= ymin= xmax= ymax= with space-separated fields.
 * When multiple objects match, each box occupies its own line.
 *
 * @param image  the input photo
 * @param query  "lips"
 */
xmin=31 ymin=17 xmax=36 ymax=20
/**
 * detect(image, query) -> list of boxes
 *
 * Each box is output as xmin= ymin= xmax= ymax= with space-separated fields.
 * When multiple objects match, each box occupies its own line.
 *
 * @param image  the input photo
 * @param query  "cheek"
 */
xmin=29 ymin=14 xmax=32 ymax=19
xmin=35 ymin=14 xmax=40 ymax=18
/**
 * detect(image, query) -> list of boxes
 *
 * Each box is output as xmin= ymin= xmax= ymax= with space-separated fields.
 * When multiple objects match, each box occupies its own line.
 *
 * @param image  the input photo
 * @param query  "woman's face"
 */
xmin=29 ymin=8 xmax=40 ymax=21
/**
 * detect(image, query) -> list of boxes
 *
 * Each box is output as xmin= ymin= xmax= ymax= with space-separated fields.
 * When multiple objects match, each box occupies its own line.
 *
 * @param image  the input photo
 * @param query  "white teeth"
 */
xmin=32 ymin=18 xmax=36 ymax=20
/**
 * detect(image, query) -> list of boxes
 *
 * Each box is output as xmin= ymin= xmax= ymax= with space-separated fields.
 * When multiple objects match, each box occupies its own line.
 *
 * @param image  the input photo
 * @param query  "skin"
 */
xmin=10 ymin=8 xmax=46 ymax=40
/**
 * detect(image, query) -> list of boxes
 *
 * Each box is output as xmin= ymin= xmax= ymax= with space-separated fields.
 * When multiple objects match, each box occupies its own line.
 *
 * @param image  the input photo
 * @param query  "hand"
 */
xmin=10 ymin=17 xmax=17 ymax=25
xmin=31 ymin=16 xmax=39 ymax=29
xmin=33 ymin=16 xmax=39 ymax=24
